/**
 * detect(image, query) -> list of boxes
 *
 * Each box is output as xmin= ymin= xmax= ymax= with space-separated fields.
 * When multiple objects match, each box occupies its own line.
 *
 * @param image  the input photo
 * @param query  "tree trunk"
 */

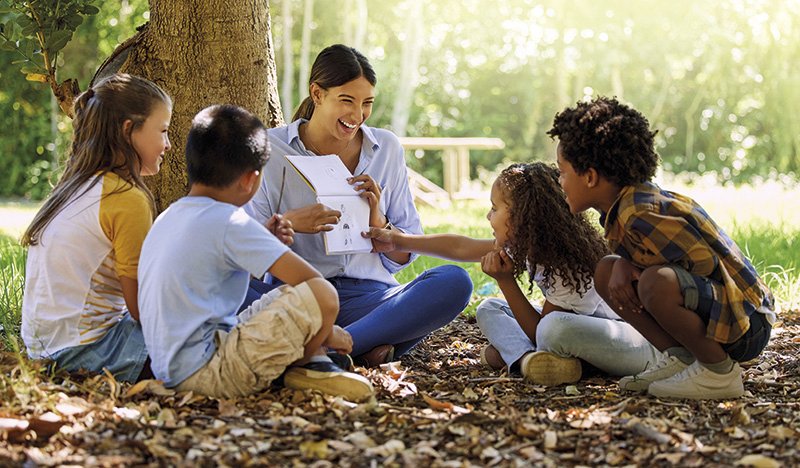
xmin=113 ymin=0 xmax=283 ymax=212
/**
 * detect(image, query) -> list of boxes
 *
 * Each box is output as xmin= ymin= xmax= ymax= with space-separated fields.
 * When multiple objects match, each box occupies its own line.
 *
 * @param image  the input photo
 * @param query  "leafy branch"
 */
xmin=0 ymin=0 xmax=100 ymax=117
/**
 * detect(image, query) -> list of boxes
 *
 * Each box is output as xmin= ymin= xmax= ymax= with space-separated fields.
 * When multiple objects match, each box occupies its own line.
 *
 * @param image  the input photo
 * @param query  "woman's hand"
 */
xmin=608 ymin=257 xmax=642 ymax=314
xmin=265 ymin=213 xmax=294 ymax=246
xmin=323 ymin=325 xmax=353 ymax=354
xmin=481 ymin=248 xmax=514 ymax=283
xmin=284 ymin=203 xmax=341 ymax=234
xmin=348 ymin=174 xmax=384 ymax=226
xmin=361 ymin=226 xmax=400 ymax=253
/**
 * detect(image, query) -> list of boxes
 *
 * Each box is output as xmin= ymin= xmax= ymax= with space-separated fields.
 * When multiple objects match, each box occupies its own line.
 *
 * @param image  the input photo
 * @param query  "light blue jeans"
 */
xmin=476 ymin=298 xmax=662 ymax=376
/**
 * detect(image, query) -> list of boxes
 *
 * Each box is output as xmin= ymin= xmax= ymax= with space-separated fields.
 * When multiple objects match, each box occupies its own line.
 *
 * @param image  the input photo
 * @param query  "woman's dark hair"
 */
xmin=547 ymin=96 xmax=659 ymax=187
xmin=292 ymin=44 xmax=377 ymax=121
xmin=498 ymin=162 xmax=610 ymax=296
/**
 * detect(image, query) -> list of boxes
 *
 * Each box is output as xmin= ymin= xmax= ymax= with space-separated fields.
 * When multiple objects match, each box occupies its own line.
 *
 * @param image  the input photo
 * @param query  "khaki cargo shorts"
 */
xmin=176 ymin=281 xmax=322 ymax=398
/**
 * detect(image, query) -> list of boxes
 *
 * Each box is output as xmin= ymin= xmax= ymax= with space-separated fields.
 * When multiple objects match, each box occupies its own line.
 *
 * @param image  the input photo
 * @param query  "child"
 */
xmin=548 ymin=96 xmax=776 ymax=399
xmin=364 ymin=162 xmax=662 ymax=386
xmin=20 ymin=74 xmax=171 ymax=382
xmin=138 ymin=104 xmax=373 ymax=401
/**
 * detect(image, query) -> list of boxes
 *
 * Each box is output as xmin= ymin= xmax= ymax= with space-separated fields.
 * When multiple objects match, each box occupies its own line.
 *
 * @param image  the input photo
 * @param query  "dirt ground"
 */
xmin=1 ymin=312 xmax=798 ymax=467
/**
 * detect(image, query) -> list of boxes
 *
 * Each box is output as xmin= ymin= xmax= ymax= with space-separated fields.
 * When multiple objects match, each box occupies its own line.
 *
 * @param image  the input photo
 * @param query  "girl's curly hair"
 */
xmin=547 ymin=96 xmax=659 ymax=187
xmin=498 ymin=162 xmax=610 ymax=296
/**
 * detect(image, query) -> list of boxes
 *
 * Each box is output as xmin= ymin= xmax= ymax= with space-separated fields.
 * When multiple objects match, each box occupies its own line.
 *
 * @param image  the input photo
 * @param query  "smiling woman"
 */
xmin=243 ymin=44 xmax=473 ymax=368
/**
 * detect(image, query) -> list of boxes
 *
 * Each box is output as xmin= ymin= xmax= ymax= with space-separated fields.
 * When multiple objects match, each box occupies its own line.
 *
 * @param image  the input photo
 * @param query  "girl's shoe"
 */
xmin=479 ymin=344 xmax=505 ymax=370
xmin=520 ymin=351 xmax=581 ymax=386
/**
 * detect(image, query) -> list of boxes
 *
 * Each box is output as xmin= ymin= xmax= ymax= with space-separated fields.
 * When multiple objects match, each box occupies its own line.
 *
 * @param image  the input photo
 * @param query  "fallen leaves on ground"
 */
xmin=1 ymin=311 xmax=799 ymax=466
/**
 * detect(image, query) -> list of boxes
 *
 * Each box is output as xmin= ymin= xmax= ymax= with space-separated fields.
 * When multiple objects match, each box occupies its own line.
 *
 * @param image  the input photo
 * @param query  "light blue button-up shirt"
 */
xmin=245 ymin=119 xmax=422 ymax=285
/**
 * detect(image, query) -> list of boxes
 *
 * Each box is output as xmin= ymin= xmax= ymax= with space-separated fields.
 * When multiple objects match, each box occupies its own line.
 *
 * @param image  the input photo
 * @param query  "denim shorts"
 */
xmin=669 ymin=265 xmax=771 ymax=362
xmin=49 ymin=313 xmax=148 ymax=383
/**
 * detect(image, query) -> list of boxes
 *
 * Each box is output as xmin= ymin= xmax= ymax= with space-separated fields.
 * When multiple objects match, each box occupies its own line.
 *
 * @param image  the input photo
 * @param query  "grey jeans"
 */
xmin=475 ymin=298 xmax=663 ymax=376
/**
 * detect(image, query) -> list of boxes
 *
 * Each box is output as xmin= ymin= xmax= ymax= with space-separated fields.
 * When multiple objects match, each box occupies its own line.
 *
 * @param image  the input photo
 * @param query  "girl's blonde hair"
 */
xmin=22 ymin=74 xmax=171 ymax=247
xmin=498 ymin=162 xmax=610 ymax=296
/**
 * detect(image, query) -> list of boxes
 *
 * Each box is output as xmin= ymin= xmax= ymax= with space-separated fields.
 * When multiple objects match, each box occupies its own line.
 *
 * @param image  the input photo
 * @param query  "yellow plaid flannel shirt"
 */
xmin=601 ymin=183 xmax=774 ymax=344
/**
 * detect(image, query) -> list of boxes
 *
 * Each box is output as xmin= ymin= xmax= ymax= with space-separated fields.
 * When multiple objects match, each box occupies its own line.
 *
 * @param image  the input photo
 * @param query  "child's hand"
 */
xmin=609 ymin=258 xmax=642 ymax=314
xmin=361 ymin=226 xmax=398 ymax=253
xmin=481 ymin=249 xmax=514 ymax=282
xmin=323 ymin=325 xmax=353 ymax=354
xmin=285 ymin=203 xmax=341 ymax=233
xmin=266 ymin=213 xmax=294 ymax=246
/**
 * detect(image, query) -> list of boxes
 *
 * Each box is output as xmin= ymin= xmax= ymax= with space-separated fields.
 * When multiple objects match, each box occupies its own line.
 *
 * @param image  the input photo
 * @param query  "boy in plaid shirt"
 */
xmin=548 ymin=97 xmax=775 ymax=399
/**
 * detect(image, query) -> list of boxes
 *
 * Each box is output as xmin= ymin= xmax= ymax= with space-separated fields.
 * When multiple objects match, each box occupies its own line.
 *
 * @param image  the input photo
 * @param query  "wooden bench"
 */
xmin=399 ymin=137 xmax=505 ymax=208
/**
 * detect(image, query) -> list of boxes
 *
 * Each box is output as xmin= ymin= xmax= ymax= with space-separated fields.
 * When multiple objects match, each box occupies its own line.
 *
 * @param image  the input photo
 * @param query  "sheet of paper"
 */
xmin=320 ymin=195 xmax=373 ymax=254
xmin=285 ymin=155 xmax=355 ymax=196
xmin=284 ymin=154 xmax=373 ymax=255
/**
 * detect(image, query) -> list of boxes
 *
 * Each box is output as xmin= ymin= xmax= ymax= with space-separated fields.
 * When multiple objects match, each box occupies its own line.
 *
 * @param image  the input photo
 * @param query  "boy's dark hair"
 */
xmin=547 ymin=96 xmax=659 ymax=187
xmin=498 ymin=162 xmax=609 ymax=296
xmin=186 ymin=105 xmax=269 ymax=188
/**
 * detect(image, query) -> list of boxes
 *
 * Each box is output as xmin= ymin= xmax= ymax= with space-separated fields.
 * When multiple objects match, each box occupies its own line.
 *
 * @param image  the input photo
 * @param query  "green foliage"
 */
xmin=0 ymin=234 xmax=25 ymax=351
xmin=0 ymin=0 xmax=100 ymax=80
xmin=0 ymin=0 xmax=149 ymax=200
xmin=270 ymin=0 xmax=800 ymax=186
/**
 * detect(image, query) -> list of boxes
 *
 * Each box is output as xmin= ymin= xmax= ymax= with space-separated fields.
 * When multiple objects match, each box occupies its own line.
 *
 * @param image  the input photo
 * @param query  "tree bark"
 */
xmin=112 ymin=0 xmax=283 ymax=212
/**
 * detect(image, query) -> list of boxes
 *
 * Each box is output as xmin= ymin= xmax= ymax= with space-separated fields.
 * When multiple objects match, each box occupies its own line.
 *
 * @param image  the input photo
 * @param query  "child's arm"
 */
xmin=267 ymin=250 xmax=324 ymax=285
xmin=363 ymin=226 xmax=494 ymax=262
xmin=119 ymin=277 xmax=140 ymax=321
xmin=481 ymin=249 xmax=540 ymax=344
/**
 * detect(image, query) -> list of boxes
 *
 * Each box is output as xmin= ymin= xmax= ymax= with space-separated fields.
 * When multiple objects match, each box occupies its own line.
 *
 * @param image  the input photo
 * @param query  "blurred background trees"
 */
xmin=2 ymin=0 xmax=798 ymax=200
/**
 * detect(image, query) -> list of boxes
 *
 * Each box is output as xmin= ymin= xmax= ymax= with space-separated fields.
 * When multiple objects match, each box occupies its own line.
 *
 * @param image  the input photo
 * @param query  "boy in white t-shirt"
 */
xmin=138 ymin=105 xmax=373 ymax=401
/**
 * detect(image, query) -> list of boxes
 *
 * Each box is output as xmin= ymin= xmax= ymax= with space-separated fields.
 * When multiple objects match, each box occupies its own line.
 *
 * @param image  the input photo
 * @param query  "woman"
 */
xmin=245 ymin=44 xmax=472 ymax=367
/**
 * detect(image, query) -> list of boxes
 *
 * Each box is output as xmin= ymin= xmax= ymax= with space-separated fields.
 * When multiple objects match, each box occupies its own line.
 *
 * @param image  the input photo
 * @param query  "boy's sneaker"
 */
xmin=479 ymin=344 xmax=505 ymax=370
xmin=648 ymin=360 xmax=744 ymax=400
xmin=284 ymin=361 xmax=374 ymax=402
xmin=520 ymin=351 xmax=581 ymax=386
xmin=618 ymin=355 xmax=689 ymax=392
xmin=327 ymin=352 xmax=354 ymax=371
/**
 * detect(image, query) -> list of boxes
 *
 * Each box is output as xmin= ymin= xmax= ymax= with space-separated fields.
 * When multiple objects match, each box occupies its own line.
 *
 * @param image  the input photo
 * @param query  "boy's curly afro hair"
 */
xmin=498 ymin=162 xmax=609 ymax=296
xmin=547 ymin=96 xmax=659 ymax=187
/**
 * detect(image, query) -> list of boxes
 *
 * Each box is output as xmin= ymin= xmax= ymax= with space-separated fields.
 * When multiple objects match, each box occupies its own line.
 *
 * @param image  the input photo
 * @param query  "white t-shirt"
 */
xmin=22 ymin=173 xmax=152 ymax=358
xmin=531 ymin=265 xmax=619 ymax=320
xmin=138 ymin=197 xmax=289 ymax=387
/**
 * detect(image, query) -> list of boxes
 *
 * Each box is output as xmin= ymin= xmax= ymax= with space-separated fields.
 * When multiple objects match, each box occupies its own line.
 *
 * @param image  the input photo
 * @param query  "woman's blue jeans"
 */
xmin=240 ymin=264 xmax=473 ymax=357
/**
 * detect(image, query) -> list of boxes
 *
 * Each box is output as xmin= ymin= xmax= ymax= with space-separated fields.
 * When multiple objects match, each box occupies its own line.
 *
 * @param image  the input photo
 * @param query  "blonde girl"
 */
xmin=21 ymin=74 xmax=172 ymax=382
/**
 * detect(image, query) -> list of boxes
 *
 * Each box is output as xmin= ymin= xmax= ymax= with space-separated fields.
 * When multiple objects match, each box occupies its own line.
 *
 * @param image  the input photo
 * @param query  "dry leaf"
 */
xmin=218 ymin=399 xmax=243 ymax=418
xmin=565 ymin=385 xmax=580 ymax=396
xmin=543 ymin=430 xmax=557 ymax=449
xmin=299 ymin=440 xmax=329 ymax=459
xmin=344 ymin=431 xmax=376 ymax=448
xmin=734 ymin=454 xmax=781 ymax=468
xmin=767 ymin=425 xmax=796 ymax=440
xmin=55 ymin=397 xmax=91 ymax=416
xmin=422 ymin=393 xmax=470 ymax=414
xmin=462 ymin=386 xmax=479 ymax=400
xmin=365 ymin=439 xmax=405 ymax=457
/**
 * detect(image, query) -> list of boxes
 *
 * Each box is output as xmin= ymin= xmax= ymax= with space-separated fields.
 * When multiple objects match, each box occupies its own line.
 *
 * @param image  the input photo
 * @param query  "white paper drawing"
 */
xmin=285 ymin=155 xmax=373 ymax=255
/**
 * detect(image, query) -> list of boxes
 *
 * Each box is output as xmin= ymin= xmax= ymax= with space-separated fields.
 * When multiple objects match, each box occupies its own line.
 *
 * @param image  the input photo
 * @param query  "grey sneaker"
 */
xmin=648 ymin=361 xmax=744 ymax=400
xmin=520 ymin=351 xmax=581 ymax=386
xmin=619 ymin=355 xmax=690 ymax=392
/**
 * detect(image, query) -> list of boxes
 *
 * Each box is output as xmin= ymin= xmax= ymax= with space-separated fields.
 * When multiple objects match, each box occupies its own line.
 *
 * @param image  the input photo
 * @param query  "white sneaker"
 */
xmin=648 ymin=361 xmax=744 ymax=400
xmin=618 ymin=355 xmax=689 ymax=392
xmin=520 ymin=351 xmax=581 ymax=386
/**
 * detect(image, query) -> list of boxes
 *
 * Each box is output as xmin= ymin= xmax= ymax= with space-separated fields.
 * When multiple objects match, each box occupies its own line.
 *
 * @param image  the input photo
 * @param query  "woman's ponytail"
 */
xmin=292 ymin=96 xmax=315 ymax=122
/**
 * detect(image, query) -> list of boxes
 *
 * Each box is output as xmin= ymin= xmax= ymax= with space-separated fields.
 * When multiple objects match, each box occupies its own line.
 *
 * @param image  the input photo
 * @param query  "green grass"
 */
xmin=0 ymin=234 xmax=26 ymax=351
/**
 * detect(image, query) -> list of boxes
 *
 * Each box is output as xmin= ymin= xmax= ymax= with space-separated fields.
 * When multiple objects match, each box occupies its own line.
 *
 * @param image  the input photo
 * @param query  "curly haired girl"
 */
xmin=364 ymin=162 xmax=662 ymax=386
